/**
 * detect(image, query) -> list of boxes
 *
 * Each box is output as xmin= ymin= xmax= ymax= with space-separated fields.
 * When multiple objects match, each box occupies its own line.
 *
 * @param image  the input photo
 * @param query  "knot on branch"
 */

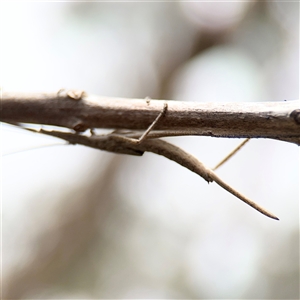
xmin=290 ymin=109 xmax=300 ymax=125
xmin=73 ymin=122 xmax=87 ymax=132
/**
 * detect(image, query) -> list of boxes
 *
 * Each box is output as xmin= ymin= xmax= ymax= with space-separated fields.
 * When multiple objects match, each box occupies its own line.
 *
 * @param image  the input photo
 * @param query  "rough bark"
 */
xmin=1 ymin=91 xmax=299 ymax=145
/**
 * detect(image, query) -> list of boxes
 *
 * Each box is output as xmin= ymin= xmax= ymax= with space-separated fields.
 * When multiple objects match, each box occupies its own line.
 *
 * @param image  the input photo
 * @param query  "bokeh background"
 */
xmin=1 ymin=1 xmax=299 ymax=299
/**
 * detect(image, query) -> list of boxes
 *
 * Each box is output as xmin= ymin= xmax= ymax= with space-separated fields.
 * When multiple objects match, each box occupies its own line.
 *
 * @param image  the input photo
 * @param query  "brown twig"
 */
xmin=1 ymin=91 xmax=300 ymax=145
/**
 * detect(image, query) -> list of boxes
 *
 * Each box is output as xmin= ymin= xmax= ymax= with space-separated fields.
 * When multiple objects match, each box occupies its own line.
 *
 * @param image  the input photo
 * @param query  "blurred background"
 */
xmin=1 ymin=1 xmax=299 ymax=298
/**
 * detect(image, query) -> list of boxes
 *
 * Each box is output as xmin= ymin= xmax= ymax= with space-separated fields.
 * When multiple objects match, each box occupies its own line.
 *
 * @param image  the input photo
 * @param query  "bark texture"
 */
xmin=1 ymin=91 xmax=299 ymax=145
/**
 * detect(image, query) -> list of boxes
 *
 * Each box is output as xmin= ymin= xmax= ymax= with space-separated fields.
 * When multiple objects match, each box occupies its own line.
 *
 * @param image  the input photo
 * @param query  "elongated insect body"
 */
xmin=13 ymin=125 xmax=278 ymax=220
xmin=3 ymin=99 xmax=280 ymax=221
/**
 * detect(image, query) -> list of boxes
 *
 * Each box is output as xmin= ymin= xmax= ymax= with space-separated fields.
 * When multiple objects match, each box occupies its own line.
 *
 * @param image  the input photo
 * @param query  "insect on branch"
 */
xmin=1 ymin=91 xmax=300 ymax=144
xmin=2 ymin=90 xmax=298 ymax=220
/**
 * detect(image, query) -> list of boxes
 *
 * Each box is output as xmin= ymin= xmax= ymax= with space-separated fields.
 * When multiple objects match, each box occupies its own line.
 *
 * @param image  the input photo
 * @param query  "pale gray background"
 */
xmin=1 ymin=1 xmax=299 ymax=299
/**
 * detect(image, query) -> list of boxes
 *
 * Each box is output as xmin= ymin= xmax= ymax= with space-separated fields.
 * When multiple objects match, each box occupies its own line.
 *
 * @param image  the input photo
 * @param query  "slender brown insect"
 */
xmin=9 ymin=102 xmax=279 ymax=220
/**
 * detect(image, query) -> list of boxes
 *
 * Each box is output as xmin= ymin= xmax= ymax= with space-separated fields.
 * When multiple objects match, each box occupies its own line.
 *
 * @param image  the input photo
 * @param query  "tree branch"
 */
xmin=2 ymin=90 xmax=293 ymax=220
xmin=1 ymin=91 xmax=299 ymax=145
